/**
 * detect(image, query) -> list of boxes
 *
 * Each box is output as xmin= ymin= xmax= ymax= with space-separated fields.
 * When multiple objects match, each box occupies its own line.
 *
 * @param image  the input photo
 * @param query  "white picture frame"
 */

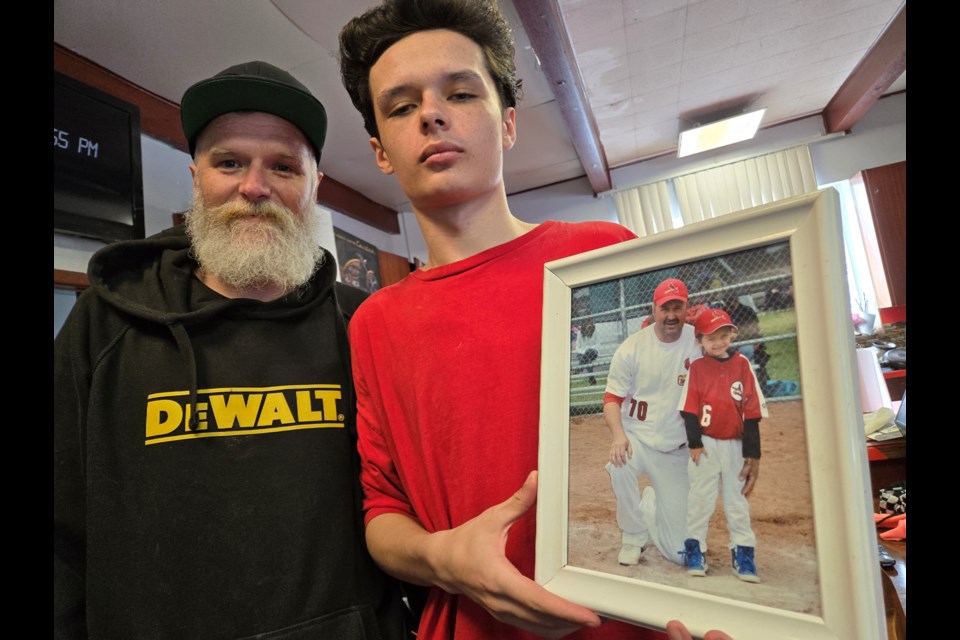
xmin=536 ymin=189 xmax=886 ymax=640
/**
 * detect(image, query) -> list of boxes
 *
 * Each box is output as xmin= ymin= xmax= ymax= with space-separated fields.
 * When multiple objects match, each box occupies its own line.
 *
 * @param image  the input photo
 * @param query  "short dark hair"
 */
xmin=338 ymin=0 xmax=522 ymax=139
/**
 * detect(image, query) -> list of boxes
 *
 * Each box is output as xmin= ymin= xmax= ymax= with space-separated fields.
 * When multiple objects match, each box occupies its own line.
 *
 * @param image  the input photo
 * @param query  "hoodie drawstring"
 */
xmin=168 ymin=321 xmax=200 ymax=430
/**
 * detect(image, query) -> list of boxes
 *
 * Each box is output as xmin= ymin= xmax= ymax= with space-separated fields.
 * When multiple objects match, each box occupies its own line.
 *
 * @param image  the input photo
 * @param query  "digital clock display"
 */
xmin=53 ymin=71 xmax=145 ymax=242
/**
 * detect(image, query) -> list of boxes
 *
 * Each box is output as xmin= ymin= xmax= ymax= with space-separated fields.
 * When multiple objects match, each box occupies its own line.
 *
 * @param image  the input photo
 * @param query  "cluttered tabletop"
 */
xmin=855 ymin=305 xmax=906 ymax=636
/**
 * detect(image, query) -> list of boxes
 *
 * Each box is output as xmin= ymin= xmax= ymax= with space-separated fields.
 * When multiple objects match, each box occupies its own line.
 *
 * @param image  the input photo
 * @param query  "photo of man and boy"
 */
xmin=566 ymin=247 xmax=819 ymax=617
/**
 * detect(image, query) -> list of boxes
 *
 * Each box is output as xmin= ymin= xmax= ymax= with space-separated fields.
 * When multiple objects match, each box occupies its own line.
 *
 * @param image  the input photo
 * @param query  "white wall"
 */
xmin=140 ymin=134 xmax=196 ymax=236
xmin=809 ymin=93 xmax=906 ymax=185
xmin=508 ymin=176 xmax=618 ymax=225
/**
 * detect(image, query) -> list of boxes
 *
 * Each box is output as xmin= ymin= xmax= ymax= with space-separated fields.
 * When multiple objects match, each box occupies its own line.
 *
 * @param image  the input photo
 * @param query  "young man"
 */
xmin=54 ymin=61 xmax=404 ymax=640
xmin=339 ymin=2 xmax=732 ymax=639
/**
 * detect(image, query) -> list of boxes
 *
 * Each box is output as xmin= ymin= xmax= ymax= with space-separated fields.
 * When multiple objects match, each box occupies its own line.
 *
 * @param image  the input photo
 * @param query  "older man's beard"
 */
xmin=185 ymin=192 xmax=324 ymax=293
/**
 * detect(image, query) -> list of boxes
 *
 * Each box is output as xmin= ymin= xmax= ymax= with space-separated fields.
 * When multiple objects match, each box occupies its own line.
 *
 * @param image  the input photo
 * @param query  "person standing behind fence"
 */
xmin=603 ymin=278 xmax=703 ymax=567
xmin=677 ymin=309 xmax=767 ymax=583
xmin=724 ymin=297 xmax=771 ymax=387
xmin=574 ymin=320 xmax=600 ymax=385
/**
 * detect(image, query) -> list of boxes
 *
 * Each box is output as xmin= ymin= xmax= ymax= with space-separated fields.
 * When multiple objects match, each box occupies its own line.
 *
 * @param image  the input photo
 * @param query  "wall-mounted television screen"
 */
xmin=54 ymin=71 xmax=145 ymax=243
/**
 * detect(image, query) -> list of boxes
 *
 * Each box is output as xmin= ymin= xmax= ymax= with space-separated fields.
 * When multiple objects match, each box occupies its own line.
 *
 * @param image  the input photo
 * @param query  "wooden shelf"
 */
xmin=867 ymin=438 xmax=905 ymax=461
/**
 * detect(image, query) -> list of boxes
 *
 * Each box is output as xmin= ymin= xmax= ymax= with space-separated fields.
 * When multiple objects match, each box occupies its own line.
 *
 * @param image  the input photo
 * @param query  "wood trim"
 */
xmin=824 ymin=3 xmax=906 ymax=133
xmin=53 ymin=43 xmax=402 ymax=234
xmin=512 ymin=0 xmax=611 ymax=194
xmin=319 ymin=180 xmax=400 ymax=234
xmin=54 ymin=268 xmax=90 ymax=291
xmin=860 ymin=161 xmax=906 ymax=306
xmin=377 ymin=249 xmax=412 ymax=287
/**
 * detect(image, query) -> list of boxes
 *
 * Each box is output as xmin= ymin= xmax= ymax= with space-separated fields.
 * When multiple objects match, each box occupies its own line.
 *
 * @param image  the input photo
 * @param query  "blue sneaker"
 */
xmin=680 ymin=538 xmax=707 ymax=576
xmin=731 ymin=545 xmax=760 ymax=583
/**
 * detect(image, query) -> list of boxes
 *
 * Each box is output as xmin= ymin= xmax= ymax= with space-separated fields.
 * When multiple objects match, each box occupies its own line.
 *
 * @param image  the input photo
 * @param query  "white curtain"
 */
xmin=611 ymin=146 xmax=877 ymax=332
xmin=821 ymin=178 xmax=882 ymax=332
xmin=614 ymin=145 xmax=818 ymax=236
xmin=612 ymin=180 xmax=675 ymax=237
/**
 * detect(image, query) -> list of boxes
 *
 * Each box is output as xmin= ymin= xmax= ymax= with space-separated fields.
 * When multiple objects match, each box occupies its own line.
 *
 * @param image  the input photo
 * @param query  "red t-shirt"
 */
xmin=350 ymin=221 xmax=665 ymax=639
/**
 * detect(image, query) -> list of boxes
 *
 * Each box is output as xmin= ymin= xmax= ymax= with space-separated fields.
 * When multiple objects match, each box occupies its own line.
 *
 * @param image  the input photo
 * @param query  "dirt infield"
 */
xmin=567 ymin=399 xmax=820 ymax=616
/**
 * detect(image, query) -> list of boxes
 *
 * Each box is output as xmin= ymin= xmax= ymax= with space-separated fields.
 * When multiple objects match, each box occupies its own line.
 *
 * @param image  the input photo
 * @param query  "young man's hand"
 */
xmin=666 ymin=620 xmax=735 ymax=640
xmin=424 ymin=470 xmax=601 ymax=637
xmin=367 ymin=472 xmax=736 ymax=639
xmin=425 ymin=473 xmax=735 ymax=639
xmin=690 ymin=447 xmax=705 ymax=464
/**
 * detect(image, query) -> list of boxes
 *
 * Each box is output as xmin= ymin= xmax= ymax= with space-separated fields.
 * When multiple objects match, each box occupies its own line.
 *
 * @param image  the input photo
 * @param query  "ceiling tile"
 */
xmin=561 ymin=0 xmax=625 ymax=43
xmin=623 ymin=9 xmax=686 ymax=52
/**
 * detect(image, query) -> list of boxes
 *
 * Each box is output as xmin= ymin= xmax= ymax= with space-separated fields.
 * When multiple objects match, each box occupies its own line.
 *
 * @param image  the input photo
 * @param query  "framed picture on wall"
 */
xmin=536 ymin=189 xmax=886 ymax=640
xmin=334 ymin=227 xmax=382 ymax=294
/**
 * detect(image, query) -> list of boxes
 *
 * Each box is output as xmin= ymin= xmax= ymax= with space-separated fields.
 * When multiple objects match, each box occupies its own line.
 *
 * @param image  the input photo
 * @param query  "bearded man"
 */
xmin=53 ymin=61 xmax=405 ymax=640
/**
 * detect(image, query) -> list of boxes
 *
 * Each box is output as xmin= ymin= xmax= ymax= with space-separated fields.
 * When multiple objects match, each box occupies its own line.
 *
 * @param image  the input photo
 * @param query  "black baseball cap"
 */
xmin=180 ymin=61 xmax=327 ymax=160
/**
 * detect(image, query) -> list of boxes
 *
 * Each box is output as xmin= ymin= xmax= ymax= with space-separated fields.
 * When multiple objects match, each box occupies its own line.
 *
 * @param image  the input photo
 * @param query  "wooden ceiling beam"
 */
xmin=823 ymin=3 xmax=906 ymax=134
xmin=512 ymin=0 xmax=611 ymax=194
xmin=54 ymin=43 xmax=400 ymax=234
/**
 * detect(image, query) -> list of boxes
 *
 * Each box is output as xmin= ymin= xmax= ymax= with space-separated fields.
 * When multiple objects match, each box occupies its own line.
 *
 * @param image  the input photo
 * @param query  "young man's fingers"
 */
xmin=666 ymin=620 xmax=734 ymax=640
xmin=483 ymin=569 xmax=601 ymax=635
xmin=498 ymin=470 xmax=538 ymax=525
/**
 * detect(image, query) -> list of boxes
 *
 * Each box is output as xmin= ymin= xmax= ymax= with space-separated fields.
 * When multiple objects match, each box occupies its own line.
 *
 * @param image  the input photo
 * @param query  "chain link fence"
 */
xmin=569 ymin=240 xmax=800 ymax=416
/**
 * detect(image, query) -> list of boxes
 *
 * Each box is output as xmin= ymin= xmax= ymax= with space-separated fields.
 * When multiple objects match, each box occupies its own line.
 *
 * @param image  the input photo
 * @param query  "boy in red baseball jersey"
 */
xmin=677 ymin=309 xmax=768 ymax=583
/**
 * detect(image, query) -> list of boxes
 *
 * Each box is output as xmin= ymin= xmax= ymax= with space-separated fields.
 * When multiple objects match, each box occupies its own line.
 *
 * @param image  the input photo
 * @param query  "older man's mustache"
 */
xmin=213 ymin=200 xmax=294 ymax=227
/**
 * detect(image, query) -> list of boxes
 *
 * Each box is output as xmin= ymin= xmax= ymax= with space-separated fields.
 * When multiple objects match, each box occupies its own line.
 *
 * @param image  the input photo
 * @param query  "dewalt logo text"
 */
xmin=145 ymin=384 xmax=345 ymax=445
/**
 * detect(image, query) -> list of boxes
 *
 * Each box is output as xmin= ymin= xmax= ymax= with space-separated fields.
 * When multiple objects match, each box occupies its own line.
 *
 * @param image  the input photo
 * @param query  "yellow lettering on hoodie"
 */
xmin=315 ymin=389 xmax=343 ymax=420
xmin=208 ymin=394 xmax=263 ymax=429
xmin=144 ymin=385 xmax=344 ymax=445
xmin=145 ymin=399 xmax=183 ymax=438
xmin=296 ymin=390 xmax=323 ymax=422
xmin=257 ymin=392 xmax=296 ymax=426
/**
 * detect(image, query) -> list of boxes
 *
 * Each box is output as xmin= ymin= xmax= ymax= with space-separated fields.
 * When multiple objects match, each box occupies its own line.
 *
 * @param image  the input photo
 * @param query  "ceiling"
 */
xmin=53 ymin=0 xmax=906 ymax=226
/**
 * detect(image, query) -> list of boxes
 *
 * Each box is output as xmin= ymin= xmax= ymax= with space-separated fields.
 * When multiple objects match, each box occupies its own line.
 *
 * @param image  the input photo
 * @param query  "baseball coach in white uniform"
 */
xmin=603 ymin=278 xmax=702 ymax=566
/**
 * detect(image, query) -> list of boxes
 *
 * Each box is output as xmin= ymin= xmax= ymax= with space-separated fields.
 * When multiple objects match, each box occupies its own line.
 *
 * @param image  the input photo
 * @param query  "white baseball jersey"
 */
xmin=605 ymin=323 xmax=701 ymax=452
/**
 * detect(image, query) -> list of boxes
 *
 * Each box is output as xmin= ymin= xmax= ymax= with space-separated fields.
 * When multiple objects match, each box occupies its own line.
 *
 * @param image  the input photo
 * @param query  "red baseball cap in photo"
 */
xmin=695 ymin=308 xmax=737 ymax=337
xmin=653 ymin=278 xmax=688 ymax=306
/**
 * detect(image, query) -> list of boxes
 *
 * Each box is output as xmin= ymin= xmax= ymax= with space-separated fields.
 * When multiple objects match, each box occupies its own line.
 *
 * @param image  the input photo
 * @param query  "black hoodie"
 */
xmin=54 ymin=226 xmax=404 ymax=640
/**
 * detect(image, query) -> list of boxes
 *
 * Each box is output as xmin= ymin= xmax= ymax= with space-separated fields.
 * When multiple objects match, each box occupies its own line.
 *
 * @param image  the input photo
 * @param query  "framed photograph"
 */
xmin=537 ymin=189 xmax=885 ymax=639
xmin=334 ymin=227 xmax=382 ymax=293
